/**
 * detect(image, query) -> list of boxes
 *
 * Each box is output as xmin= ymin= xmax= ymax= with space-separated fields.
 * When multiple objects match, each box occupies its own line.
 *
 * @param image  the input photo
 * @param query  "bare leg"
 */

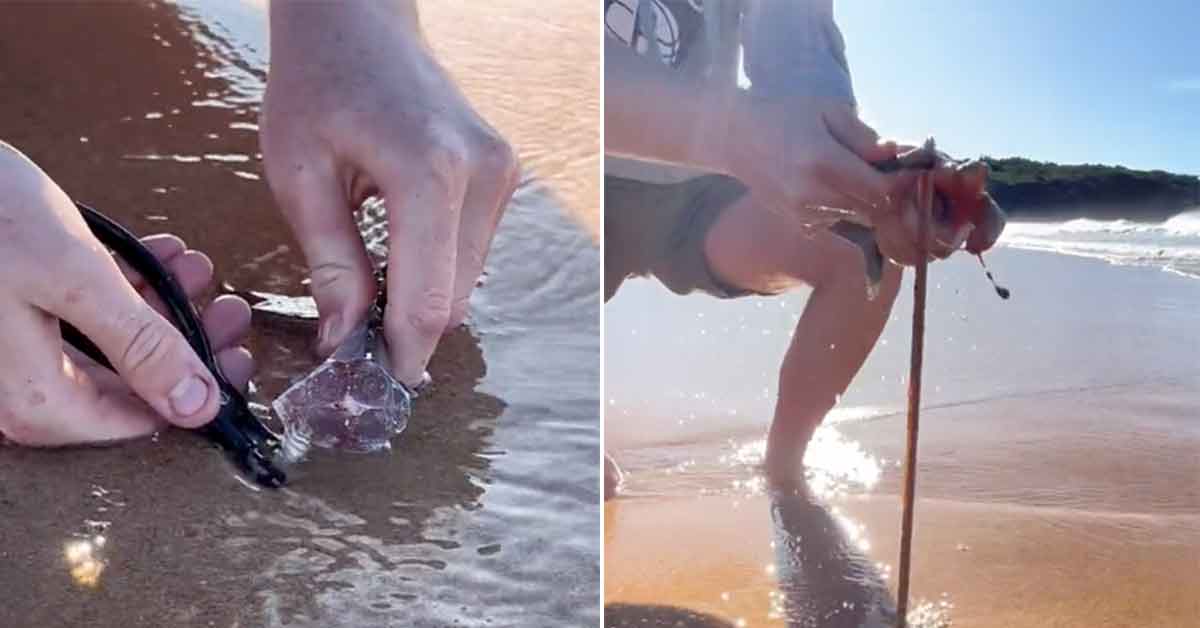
xmin=704 ymin=198 xmax=902 ymax=477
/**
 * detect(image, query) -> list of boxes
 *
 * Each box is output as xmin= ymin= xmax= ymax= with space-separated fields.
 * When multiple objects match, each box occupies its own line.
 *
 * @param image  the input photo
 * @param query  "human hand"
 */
xmin=261 ymin=1 xmax=518 ymax=387
xmin=930 ymin=158 xmax=1006 ymax=255
xmin=0 ymin=143 xmax=253 ymax=446
xmin=873 ymin=145 xmax=1007 ymax=265
xmin=714 ymin=93 xmax=932 ymax=266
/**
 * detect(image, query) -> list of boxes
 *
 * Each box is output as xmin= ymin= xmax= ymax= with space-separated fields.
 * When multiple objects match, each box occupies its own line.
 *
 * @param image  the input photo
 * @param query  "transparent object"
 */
xmin=272 ymin=315 xmax=413 ymax=460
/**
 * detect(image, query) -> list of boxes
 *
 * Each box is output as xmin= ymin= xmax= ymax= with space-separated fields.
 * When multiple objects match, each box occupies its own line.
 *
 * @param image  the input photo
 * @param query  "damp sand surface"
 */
xmin=0 ymin=2 xmax=598 ymax=626
xmin=605 ymin=247 xmax=1200 ymax=627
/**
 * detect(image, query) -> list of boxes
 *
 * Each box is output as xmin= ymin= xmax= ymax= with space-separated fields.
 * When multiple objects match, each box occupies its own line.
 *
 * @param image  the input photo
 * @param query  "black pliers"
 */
xmin=63 ymin=201 xmax=287 ymax=488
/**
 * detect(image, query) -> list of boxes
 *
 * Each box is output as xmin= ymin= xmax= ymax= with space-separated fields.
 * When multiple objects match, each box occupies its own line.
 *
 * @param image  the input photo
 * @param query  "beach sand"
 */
xmin=604 ymin=247 xmax=1200 ymax=627
xmin=0 ymin=1 xmax=599 ymax=626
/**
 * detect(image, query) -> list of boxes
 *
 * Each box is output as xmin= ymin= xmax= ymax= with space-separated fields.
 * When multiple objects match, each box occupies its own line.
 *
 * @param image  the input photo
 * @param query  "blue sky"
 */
xmin=834 ymin=0 xmax=1199 ymax=175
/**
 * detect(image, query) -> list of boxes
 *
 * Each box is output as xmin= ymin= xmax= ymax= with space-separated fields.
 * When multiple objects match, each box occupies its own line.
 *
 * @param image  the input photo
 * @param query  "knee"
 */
xmin=802 ymin=234 xmax=868 ymax=292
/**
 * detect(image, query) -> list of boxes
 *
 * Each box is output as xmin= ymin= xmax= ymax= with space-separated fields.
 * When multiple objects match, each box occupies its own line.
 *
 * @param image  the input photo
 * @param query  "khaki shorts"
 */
xmin=604 ymin=174 xmax=886 ymax=302
xmin=604 ymin=174 xmax=754 ymax=301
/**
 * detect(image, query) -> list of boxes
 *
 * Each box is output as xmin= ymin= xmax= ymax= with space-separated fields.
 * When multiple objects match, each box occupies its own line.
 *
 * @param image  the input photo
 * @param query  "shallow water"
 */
xmin=0 ymin=1 xmax=598 ymax=626
xmin=605 ymin=246 xmax=1200 ymax=626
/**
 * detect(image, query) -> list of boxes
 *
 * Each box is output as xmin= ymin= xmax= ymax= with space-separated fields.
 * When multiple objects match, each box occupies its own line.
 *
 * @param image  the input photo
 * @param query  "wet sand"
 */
xmin=0 ymin=1 xmax=598 ymax=626
xmin=606 ymin=494 xmax=1199 ymax=627
xmin=604 ymin=247 xmax=1200 ymax=626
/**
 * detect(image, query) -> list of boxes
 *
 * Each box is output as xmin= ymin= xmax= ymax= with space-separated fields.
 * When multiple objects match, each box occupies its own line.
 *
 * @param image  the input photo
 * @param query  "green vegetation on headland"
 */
xmin=982 ymin=157 xmax=1200 ymax=221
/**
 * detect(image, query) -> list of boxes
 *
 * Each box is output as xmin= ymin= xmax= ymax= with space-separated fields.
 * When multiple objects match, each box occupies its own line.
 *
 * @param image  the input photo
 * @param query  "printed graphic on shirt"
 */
xmin=604 ymin=0 xmax=704 ymax=69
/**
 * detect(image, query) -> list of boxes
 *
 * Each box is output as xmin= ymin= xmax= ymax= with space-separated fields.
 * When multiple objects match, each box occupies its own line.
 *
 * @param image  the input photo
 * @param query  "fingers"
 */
xmin=115 ymin=234 xmax=186 ymax=285
xmin=216 ymin=347 xmax=255 ymax=393
xmin=201 ymin=295 xmax=254 ymax=391
xmin=449 ymin=135 xmax=517 ymax=326
xmin=875 ymin=217 xmax=921 ymax=266
xmin=824 ymin=106 xmax=897 ymax=163
xmin=116 ymin=236 xmax=214 ymax=320
xmin=265 ymin=155 xmax=375 ymax=356
xmin=382 ymin=146 xmax=468 ymax=387
xmin=200 ymin=294 xmax=252 ymax=350
xmin=36 ymin=295 xmax=257 ymax=446
xmin=29 ymin=245 xmax=221 ymax=429
xmin=140 ymin=251 xmax=214 ymax=314
xmin=873 ymin=172 xmax=930 ymax=266
xmin=810 ymin=124 xmax=898 ymax=216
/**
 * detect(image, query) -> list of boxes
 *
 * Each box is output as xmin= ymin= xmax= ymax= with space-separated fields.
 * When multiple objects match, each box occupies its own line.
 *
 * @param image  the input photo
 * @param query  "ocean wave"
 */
xmin=1001 ymin=209 xmax=1200 ymax=278
xmin=1005 ymin=208 xmax=1200 ymax=237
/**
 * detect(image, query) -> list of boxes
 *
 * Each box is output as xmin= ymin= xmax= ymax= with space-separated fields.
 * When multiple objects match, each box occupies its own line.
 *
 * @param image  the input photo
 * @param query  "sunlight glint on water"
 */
xmin=722 ymin=407 xmax=885 ymax=501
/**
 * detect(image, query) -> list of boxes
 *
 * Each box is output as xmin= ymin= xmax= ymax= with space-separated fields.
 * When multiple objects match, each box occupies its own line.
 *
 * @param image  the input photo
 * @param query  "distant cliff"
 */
xmin=983 ymin=157 xmax=1200 ymax=222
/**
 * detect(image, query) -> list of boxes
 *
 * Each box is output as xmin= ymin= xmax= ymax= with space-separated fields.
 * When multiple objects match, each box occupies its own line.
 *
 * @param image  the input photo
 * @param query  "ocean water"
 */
xmin=1003 ymin=209 xmax=1200 ymax=278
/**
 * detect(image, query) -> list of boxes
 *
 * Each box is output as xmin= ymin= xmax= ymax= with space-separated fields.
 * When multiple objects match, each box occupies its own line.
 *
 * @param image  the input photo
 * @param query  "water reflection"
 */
xmin=604 ymin=467 xmax=955 ymax=628
xmin=64 ymin=536 xmax=107 ymax=589
xmin=765 ymin=473 xmax=897 ymax=627
xmin=606 ymin=418 xmax=958 ymax=627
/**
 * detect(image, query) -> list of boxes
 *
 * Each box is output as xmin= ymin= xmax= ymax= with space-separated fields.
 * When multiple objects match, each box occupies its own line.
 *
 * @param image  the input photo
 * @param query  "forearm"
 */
xmin=603 ymin=37 xmax=730 ymax=172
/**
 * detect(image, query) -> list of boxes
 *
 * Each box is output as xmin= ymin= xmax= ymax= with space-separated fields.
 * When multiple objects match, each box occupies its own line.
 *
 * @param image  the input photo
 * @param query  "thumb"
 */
xmin=266 ymin=159 xmax=375 ymax=356
xmin=44 ymin=256 xmax=220 ymax=428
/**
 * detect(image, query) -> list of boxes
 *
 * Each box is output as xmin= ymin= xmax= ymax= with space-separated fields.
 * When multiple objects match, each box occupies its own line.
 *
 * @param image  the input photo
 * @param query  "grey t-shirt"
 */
xmin=604 ymin=0 xmax=857 ymax=183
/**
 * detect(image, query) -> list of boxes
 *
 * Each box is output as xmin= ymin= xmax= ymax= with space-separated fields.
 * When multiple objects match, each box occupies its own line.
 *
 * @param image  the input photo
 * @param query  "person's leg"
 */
xmin=703 ymin=198 xmax=902 ymax=476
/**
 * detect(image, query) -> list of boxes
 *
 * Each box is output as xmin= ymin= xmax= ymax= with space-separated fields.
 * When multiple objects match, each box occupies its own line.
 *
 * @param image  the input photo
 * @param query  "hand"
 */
xmin=0 ymin=144 xmax=253 ymax=446
xmin=718 ymin=93 xmax=921 ymax=232
xmin=872 ymin=170 xmax=951 ymax=266
xmin=874 ymin=145 xmax=1006 ymax=265
xmin=261 ymin=1 xmax=518 ymax=387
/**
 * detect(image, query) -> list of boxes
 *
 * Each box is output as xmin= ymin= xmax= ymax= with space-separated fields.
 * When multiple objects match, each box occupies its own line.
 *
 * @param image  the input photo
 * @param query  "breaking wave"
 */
xmin=1002 ymin=209 xmax=1200 ymax=278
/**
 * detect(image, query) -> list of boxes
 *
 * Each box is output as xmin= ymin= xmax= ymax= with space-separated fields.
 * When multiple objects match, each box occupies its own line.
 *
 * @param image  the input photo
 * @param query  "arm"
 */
xmin=603 ymin=35 xmax=731 ymax=172
xmin=606 ymin=18 xmax=905 ymax=236
xmin=264 ymin=1 xmax=518 ymax=387
xmin=606 ymin=1 xmax=935 ymax=264
xmin=744 ymin=1 xmax=1004 ymax=263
